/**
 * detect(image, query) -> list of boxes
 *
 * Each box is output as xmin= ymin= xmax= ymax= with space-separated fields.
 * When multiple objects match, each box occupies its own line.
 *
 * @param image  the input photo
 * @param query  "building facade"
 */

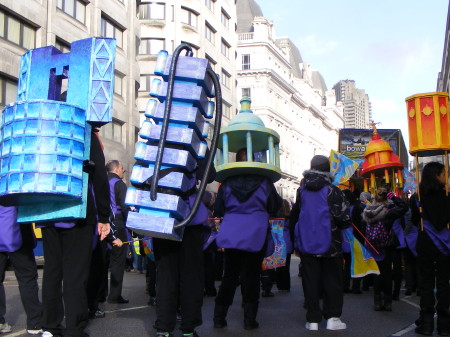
xmin=333 ymin=79 xmax=372 ymax=129
xmin=236 ymin=0 xmax=344 ymax=201
xmin=0 ymin=0 xmax=237 ymax=174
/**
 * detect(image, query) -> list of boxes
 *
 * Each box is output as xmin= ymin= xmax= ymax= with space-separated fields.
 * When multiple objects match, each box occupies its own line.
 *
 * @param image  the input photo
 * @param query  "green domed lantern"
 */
xmin=215 ymin=97 xmax=281 ymax=182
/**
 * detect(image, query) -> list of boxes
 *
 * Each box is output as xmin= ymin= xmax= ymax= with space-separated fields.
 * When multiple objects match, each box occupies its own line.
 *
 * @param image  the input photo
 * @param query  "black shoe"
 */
xmin=343 ymin=288 xmax=352 ymax=294
xmin=352 ymin=289 xmax=362 ymax=294
xmin=88 ymin=309 xmax=105 ymax=319
xmin=108 ymin=296 xmax=129 ymax=304
xmin=148 ymin=297 xmax=156 ymax=306
xmin=244 ymin=320 xmax=259 ymax=330
xmin=392 ymin=295 xmax=400 ymax=301
xmin=405 ymin=289 xmax=413 ymax=296
xmin=415 ymin=325 xmax=434 ymax=336
xmin=438 ymin=329 xmax=450 ymax=336
xmin=261 ymin=291 xmax=274 ymax=297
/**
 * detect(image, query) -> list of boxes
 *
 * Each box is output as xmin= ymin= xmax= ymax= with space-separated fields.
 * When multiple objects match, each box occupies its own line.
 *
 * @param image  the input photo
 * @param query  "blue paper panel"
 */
xmin=0 ymin=101 xmax=87 ymax=202
xmin=145 ymin=99 xmax=210 ymax=138
xmin=140 ymin=121 xmax=207 ymax=159
xmin=125 ymin=187 xmax=189 ymax=220
xmin=126 ymin=211 xmax=184 ymax=241
xmin=130 ymin=164 xmax=195 ymax=192
xmin=150 ymin=79 xmax=213 ymax=118
xmin=134 ymin=142 xmax=197 ymax=172
xmin=16 ymin=38 xmax=116 ymax=125
xmin=154 ymin=53 xmax=215 ymax=98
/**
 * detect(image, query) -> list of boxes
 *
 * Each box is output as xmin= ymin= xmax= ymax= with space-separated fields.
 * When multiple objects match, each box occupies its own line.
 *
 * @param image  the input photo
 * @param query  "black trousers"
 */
xmin=302 ymin=255 xmax=344 ymax=323
xmin=275 ymin=253 xmax=292 ymax=291
xmin=404 ymin=247 xmax=419 ymax=292
xmin=261 ymin=269 xmax=275 ymax=292
xmin=41 ymin=222 xmax=93 ymax=337
xmin=87 ymin=239 xmax=107 ymax=311
xmin=146 ymin=258 xmax=156 ymax=297
xmin=215 ymin=249 xmax=264 ymax=306
xmin=0 ymin=245 xmax=42 ymax=330
xmin=108 ymin=224 xmax=128 ymax=301
xmin=203 ymin=243 xmax=217 ymax=296
xmin=153 ymin=225 xmax=204 ymax=333
xmin=417 ymin=233 xmax=450 ymax=325
xmin=392 ymin=249 xmax=403 ymax=298
xmin=374 ymin=248 xmax=394 ymax=296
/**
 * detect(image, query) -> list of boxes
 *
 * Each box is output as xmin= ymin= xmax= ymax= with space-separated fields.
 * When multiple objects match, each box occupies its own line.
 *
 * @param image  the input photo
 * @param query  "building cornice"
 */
xmin=237 ymin=68 xmax=295 ymax=95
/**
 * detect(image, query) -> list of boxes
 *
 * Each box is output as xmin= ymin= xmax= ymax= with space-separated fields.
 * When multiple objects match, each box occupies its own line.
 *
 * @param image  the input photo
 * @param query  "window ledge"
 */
xmin=141 ymin=19 xmax=166 ymax=28
xmin=181 ymin=24 xmax=199 ymax=34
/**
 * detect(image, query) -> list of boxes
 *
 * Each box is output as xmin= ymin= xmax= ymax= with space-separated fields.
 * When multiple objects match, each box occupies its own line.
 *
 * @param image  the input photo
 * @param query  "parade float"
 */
xmin=360 ymin=123 xmax=404 ymax=195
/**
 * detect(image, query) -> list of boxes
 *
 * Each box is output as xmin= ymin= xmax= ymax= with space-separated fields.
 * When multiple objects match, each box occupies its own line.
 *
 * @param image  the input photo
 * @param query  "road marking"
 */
xmin=400 ymin=296 xmax=420 ymax=309
xmin=2 ymin=329 xmax=27 ymax=337
xmin=105 ymin=305 xmax=149 ymax=313
xmin=390 ymin=323 xmax=416 ymax=336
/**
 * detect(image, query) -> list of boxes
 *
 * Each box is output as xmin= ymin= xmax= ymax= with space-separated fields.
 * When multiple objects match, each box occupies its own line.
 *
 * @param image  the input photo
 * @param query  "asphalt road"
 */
xmin=2 ymin=256 xmax=426 ymax=337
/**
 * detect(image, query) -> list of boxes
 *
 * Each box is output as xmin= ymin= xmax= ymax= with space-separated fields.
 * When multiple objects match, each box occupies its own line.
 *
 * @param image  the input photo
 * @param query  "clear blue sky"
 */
xmin=256 ymin=0 xmax=448 ymax=147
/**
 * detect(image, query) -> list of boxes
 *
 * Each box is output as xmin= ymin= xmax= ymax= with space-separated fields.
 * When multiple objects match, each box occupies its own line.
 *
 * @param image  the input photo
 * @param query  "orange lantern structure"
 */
xmin=406 ymin=92 xmax=450 ymax=156
xmin=361 ymin=124 xmax=404 ymax=194
xmin=405 ymin=92 xmax=450 ymax=229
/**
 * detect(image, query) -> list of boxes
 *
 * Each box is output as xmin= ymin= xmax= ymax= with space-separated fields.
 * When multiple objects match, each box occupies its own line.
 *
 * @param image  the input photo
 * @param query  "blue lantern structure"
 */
xmin=215 ymin=96 xmax=281 ymax=183
xmin=0 ymin=38 xmax=116 ymax=222
xmin=125 ymin=44 xmax=222 ymax=241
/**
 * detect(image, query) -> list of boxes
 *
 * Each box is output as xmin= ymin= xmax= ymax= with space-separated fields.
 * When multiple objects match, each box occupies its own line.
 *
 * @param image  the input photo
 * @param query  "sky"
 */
xmin=256 ymin=0 xmax=448 ymax=151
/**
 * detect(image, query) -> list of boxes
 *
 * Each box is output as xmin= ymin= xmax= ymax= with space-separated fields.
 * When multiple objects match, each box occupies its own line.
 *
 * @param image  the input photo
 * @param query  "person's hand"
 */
xmin=98 ymin=222 xmax=110 ymax=241
xmin=112 ymin=238 xmax=123 ymax=247
xmin=387 ymin=192 xmax=395 ymax=200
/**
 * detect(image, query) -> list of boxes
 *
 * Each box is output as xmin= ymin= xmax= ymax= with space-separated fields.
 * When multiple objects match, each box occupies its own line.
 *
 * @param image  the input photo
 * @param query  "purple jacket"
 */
xmin=215 ymin=177 xmax=274 ymax=252
xmin=0 ymin=205 xmax=22 ymax=253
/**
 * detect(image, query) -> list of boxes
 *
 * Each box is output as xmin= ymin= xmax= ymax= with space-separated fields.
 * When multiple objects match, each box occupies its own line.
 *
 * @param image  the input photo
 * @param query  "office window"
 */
xmin=221 ymin=69 xmax=230 ymax=88
xmin=205 ymin=23 xmax=214 ymax=44
xmin=0 ymin=9 xmax=36 ymax=49
xmin=221 ymin=39 xmax=230 ymax=58
xmin=221 ymin=9 xmax=230 ymax=29
xmin=222 ymin=102 xmax=231 ymax=119
xmin=101 ymin=17 xmax=123 ymax=49
xmin=139 ymin=2 xmax=165 ymax=20
xmin=242 ymin=88 xmax=251 ymax=98
xmin=0 ymin=75 xmax=18 ymax=109
xmin=55 ymin=38 xmax=71 ymax=53
xmin=139 ymin=38 xmax=164 ymax=55
xmin=114 ymin=72 xmax=124 ymax=96
xmin=56 ymin=0 xmax=86 ymax=24
xmin=205 ymin=0 xmax=214 ymax=11
xmin=100 ymin=118 xmax=123 ymax=144
xmin=242 ymin=54 xmax=250 ymax=70
xmin=181 ymin=7 xmax=198 ymax=28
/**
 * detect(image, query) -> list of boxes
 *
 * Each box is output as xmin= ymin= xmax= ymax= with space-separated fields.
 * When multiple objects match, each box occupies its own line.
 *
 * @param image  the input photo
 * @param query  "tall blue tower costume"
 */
xmin=125 ymin=44 xmax=222 ymax=241
xmin=0 ymin=37 xmax=116 ymax=223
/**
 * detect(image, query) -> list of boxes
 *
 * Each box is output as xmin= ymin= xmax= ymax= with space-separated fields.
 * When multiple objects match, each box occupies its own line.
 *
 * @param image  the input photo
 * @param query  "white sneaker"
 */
xmin=41 ymin=331 xmax=55 ymax=337
xmin=326 ymin=317 xmax=347 ymax=330
xmin=27 ymin=328 xmax=44 ymax=335
xmin=305 ymin=322 xmax=319 ymax=330
xmin=0 ymin=322 xmax=12 ymax=333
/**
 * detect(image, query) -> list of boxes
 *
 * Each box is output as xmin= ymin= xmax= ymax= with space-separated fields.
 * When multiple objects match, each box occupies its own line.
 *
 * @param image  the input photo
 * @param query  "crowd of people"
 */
xmin=0 ymin=153 xmax=449 ymax=337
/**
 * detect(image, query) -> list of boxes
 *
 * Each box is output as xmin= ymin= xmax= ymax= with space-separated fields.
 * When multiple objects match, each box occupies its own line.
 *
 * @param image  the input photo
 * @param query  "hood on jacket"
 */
xmin=362 ymin=204 xmax=388 ymax=224
xmin=302 ymin=169 xmax=334 ymax=191
xmin=227 ymin=175 xmax=265 ymax=203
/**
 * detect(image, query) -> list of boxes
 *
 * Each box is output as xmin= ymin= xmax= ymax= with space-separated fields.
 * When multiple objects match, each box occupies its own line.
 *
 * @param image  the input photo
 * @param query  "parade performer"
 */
xmin=0 ymin=37 xmax=116 ymax=337
xmin=406 ymin=92 xmax=450 ymax=335
xmin=213 ymin=148 xmax=281 ymax=331
xmin=106 ymin=160 xmax=130 ymax=305
xmin=291 ymin=155 xmax=351 ymax=331
xmin=0 ymin=206 xmax=42 ymax=335
xmin=124 ymin=45 xmax=222 ymax=337
xmin=410 ymin=162 xmax=450 ymax=336
xmin=212 ymin=96 xmax=282 ymax=330
xmin=362 ymin=186 xmax=408 ymax=311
